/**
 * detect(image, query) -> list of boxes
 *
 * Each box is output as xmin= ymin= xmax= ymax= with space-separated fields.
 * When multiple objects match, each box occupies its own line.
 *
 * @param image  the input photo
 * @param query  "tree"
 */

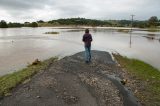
xmin=8 ymin=22 xmax=24 ymax=28
xmin=148 ymin=16 xmax=159 ymax=27
xmin=158 ymin=19 xmax=160 ymax=26
xmin=0 ymin=20 xmax=8 ymax=28
xmin=29 ymin=22 xmax=38 ymax=27
xmin=37 ymin=20 xmax=44 ymax=23
xmin=24 ymin=22 xmax=30 ymax=27
xmin=132 ymin=21 xmax=148 ymax=28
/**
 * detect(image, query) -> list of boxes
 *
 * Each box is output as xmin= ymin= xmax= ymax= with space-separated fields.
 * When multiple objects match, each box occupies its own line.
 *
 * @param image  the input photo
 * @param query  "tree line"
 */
xmin=0 ymin=21 xmax=38 ymax=28
xmin=0 ymin=16 xmax=159 ymax=28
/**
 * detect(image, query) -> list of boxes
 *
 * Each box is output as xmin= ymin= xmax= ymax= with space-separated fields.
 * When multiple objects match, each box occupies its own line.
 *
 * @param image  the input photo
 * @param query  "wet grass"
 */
xmin=117 ymin=29 xmax=130 ymax=33
xmin=114 ymin=54 xmax=160 ymax=105
xmin=45 ymin=32 xmax=59 ymax=34
xmin=0 ymin=57 xmax=57 ymax=97
xmin=147 ymin=28 xmax=160 ymax=32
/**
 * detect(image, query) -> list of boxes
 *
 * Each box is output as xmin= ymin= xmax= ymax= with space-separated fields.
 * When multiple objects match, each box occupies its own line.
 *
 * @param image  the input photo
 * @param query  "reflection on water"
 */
xmin=147 ymin=34 xmax=156 ymax=36
xmin=0 ymin=27 xmax=160 ymax=76
xmin=142 ymin=33 xmax=160 ymax=42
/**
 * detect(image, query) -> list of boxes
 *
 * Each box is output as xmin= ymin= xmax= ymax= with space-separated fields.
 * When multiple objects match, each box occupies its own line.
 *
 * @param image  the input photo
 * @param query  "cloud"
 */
xmin=0 ymin=0 xmax=160 ymax=22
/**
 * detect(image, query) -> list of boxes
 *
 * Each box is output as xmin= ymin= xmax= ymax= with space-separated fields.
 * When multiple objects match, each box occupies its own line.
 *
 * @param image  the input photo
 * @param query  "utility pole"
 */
xmin=130 ymin=15 xmax=135 ymax=47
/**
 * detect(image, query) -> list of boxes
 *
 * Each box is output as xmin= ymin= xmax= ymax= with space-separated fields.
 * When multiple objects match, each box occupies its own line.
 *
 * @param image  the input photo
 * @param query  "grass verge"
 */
xmin=113 ymin=54 xmax=160 ymax=106
xmin=0 ymin=57 xmax=57 ymax=97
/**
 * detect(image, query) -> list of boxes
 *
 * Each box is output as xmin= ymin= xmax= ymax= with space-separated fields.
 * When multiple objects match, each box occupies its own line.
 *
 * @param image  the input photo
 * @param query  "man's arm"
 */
xmin=90 ymin=35 xmax=92 ymax=42
xmin=82 ymin=35 xmax=85 ymax=42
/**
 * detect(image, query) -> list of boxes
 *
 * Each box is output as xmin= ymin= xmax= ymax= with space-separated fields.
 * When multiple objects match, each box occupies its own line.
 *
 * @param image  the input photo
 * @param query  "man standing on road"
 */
xmin=82 ymin=29 xmax=92 ymax=63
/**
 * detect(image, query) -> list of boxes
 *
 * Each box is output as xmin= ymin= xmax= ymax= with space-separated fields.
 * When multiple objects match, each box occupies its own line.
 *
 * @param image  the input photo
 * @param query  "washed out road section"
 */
xmin=0 ymin=50 xmax=140 ymax=106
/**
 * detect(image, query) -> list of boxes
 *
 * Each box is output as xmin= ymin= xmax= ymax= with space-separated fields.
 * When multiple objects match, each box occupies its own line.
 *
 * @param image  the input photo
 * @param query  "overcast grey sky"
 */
xmin=0 ymin=0 xmax=160 ymax=22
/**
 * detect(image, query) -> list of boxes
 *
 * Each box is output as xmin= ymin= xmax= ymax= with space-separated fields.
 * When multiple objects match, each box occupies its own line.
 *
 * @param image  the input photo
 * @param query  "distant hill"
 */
xmin=1 ymin=17 xmax=160 ymax=28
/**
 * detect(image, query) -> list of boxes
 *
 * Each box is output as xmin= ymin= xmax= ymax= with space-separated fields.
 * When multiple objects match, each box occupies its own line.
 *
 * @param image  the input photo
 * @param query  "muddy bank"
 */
xmin=0 ymin=50 xmax=140 ymax=106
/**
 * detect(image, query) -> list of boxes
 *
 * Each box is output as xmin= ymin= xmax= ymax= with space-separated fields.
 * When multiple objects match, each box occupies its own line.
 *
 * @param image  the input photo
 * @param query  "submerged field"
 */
xmin=0 ymin=27 xmax=160 ymax=76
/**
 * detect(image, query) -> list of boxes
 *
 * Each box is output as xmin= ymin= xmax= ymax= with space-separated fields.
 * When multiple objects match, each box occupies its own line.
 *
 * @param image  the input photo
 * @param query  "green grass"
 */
xmin=0 ymin=57 xmax=57 ymax=97
xmin=114 ymin=54 xmax=160 ymax=105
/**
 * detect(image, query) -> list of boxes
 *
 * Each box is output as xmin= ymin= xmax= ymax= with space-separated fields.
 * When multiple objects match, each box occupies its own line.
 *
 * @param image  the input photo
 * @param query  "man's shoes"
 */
xmin=85 ymin=61 xmax=89 ymax=63
xmin=85 ymin=61 xmax=91 ymax=64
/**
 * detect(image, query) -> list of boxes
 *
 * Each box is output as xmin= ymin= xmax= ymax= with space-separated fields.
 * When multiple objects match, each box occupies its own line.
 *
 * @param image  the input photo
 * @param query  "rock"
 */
xmin=63 ymin=88 xmax=66 ymax=91
xmin=134 ymin=90 xmax=138 ymax=94
xmin=4 ymin=93 xmax=12 ymax=96
xmin=91 ymin=78 xmax=98 ymax=85
xmin=121 ymin=79 xmax=128 ymax=85
xmin=117 ymin=64 xmax=121 ymax=67
xmin=32 ymin=59 xmax=41 ymax=65
xmin=63 ymin=91 xmax=67 ymax=95
xmin=63 ymin=95 xmax=79 ymax=104
xmin=55 ymin=89 xmax=58 ymax=92
xmin=36 ymin=96 xmax=41 ymax=98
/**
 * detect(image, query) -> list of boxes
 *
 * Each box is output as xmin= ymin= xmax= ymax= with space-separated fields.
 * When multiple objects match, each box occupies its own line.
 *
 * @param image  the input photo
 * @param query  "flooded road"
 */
xmin=0 ymin=27 xmax=160 ymax=76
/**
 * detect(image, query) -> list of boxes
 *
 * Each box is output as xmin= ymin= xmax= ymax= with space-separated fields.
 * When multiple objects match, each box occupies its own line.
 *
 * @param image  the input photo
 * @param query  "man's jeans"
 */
xmin=85 ymin=46 xmax=91 ymax=62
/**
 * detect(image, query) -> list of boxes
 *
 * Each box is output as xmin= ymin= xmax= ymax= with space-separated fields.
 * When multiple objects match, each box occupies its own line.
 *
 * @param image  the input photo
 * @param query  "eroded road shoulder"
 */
xmin=0 ymin=50 xmax=140 ymax=106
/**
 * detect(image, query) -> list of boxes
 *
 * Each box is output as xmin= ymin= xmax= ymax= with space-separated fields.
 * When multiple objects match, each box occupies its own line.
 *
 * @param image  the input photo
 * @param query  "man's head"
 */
xmin=85 ymin=29 xmax=89 ymax=33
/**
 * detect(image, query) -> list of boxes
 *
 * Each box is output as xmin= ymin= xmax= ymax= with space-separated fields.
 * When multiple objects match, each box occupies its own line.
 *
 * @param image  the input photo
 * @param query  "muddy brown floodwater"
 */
xmin=0 ymin=27 xmax=160 ymax=76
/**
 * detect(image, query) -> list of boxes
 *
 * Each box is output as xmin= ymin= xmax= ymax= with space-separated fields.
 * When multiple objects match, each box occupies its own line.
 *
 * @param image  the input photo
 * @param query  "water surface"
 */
xmin=0 ymin=27 xmax=160 ymax=76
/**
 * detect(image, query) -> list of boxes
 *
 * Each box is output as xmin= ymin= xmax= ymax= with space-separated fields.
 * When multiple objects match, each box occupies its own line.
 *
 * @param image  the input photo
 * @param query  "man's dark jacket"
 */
xmin=83 ymin=33 xmax=92 ymax=47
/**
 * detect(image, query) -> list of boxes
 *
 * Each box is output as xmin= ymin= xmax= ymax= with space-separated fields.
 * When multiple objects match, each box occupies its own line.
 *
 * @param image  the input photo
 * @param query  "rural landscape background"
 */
xmin=0 ymin=0 xmax=160 ymax=106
